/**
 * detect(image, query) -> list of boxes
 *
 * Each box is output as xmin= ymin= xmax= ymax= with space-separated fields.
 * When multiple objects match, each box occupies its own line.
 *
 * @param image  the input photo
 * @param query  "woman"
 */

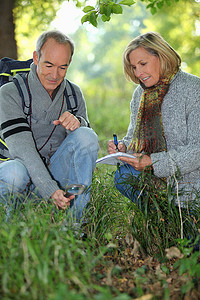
xmin=108 ymin=32 xmax=200 ymax=207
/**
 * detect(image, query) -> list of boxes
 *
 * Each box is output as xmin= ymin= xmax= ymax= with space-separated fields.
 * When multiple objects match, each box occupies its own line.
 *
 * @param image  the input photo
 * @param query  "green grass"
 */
xmin=0 ymin=167 xmax=200 ymax=299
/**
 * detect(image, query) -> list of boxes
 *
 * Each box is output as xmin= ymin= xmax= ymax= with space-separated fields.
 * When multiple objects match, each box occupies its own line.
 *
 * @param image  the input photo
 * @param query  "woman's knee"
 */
xmin=114 ymin=167 xmax=127 ymax=192
xmin=114 ymin=164 xmax=140 ymax=191
xmin=114 ymin=164 xmax=143 ymax=203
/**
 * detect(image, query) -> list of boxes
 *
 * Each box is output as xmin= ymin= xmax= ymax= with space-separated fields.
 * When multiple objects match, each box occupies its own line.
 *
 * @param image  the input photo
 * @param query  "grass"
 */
xmin=0 ymin=166 xmax=200 ymax=299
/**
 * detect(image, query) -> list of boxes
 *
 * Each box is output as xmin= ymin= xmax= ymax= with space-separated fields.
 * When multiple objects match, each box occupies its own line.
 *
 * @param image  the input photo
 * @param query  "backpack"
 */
xmin=0 ymin=57 xmax=79 ymax=161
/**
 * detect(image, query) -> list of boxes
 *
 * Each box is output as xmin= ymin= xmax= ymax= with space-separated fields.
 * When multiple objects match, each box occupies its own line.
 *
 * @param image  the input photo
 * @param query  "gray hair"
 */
xmin=36 ymin=30 xmax=75 ymax=60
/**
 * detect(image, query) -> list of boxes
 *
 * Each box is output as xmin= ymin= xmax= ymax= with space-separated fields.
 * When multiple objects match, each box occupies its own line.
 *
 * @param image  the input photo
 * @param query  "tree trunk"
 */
xmin=0 ymin=0 xmax=17 ymax=59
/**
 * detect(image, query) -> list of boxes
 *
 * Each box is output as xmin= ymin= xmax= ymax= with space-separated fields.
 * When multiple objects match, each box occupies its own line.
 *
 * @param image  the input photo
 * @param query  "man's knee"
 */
xmin=71 ymin=127 xmax=99 ymax=150
xmin=0 ymin=160 xmax=29 ymax=192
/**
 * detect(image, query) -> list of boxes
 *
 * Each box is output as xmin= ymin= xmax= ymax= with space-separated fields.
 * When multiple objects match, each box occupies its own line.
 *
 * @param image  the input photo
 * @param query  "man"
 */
xmin=0 ymin=30 xmax=99 ymax=221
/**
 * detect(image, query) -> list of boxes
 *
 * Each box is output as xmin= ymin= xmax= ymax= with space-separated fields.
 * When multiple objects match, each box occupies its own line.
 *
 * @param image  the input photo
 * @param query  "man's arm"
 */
xmin=0 ymin=83 xmax=62 ymax=199
xmin=53 ymin=81 xmax=90 ymax=131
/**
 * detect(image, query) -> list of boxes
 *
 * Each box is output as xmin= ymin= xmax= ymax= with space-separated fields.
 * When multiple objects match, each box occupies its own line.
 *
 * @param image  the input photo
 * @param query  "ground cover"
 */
xmin=0 ymin=168 xmax=199 ymax=299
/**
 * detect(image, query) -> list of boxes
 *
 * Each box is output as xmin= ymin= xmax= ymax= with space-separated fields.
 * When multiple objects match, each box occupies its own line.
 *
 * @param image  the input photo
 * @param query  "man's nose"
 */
xmin=51 ymin=67 xmax=59 ymax=79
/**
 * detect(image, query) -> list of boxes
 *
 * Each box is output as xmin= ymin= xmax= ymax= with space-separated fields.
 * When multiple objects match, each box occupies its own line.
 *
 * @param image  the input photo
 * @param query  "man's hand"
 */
xmin=118 ymin=153 xmax=152 ymax=171
xmin=51 ymin=189 xmax=75 ymax=210
xmin=53 ymin=111 xmax=80 ymax=131
xmin=107 ymin=140 xmax=126 ymax=154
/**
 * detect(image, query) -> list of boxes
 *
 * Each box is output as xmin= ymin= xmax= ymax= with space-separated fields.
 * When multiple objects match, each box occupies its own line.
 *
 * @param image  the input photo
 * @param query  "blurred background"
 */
xmin=1 ymin=0 xmax=200 ymax=156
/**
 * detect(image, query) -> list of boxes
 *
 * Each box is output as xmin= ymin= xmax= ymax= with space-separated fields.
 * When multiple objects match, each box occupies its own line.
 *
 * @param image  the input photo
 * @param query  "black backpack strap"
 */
xmin=13 ymin=73 xmax=31 ymax=116
xmin=64 ymin=80 xmax=78 ymax=115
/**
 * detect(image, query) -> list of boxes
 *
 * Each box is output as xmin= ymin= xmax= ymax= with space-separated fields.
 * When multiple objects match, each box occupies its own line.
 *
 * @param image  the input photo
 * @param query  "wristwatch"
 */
xmin=77 ymin=116 xmax=81 ymax=124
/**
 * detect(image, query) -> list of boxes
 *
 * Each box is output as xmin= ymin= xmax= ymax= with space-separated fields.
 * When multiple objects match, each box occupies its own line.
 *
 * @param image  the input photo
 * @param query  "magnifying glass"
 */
xmin=64 ymin=184 xmax=85 ymax=197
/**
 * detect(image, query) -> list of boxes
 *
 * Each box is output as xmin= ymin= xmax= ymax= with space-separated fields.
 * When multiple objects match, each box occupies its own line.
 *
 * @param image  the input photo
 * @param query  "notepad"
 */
xmin=96 ymin=152 xmax=136 ymax=166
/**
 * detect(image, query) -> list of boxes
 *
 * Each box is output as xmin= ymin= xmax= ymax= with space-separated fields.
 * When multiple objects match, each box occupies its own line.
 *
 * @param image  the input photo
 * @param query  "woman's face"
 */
xmin=129 ymin=47 xmax=161 ymax=87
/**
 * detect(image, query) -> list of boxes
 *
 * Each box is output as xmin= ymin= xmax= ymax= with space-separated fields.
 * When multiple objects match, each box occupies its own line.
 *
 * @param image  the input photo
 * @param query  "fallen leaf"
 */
xmin=134 ymin=294 xmax=153 ymax=300
xmin=131 ymin=239 xmax=140 ymax=257
xmin=155 ymin=264 xmax=166 ymax=279
xmin=125 ymin=232 xmax=134 ymax=245
xmin=165 ymin=247 xmax=184 ymax=259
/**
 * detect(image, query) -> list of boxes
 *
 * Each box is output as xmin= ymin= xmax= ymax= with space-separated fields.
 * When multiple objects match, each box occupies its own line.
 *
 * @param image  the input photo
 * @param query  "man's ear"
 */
xmin=33 ymin=51 xmax=39 ymax=65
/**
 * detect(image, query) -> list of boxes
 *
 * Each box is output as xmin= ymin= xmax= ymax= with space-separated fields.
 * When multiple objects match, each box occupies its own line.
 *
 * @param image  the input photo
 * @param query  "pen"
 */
xmin=113 ymin=134 xmax=119 ymax=151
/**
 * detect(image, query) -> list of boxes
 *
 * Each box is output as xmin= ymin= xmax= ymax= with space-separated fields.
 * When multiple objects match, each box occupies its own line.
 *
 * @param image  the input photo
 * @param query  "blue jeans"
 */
xmin=114 ymin=164 xmax=142 ymax=205
xmin=0 ymin=127 xmax=99 ymax=221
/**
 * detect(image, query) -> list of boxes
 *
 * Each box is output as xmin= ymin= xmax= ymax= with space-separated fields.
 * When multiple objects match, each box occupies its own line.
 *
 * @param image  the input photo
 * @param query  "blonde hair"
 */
xmin=123 ymin=32 xmax=181 ymax=83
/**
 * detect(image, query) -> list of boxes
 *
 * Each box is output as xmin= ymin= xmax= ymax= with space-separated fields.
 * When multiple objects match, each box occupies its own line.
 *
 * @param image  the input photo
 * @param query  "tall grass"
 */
xmin=91 ymin=166 xmax=200 ymax=256
xmin=0 ymin=199 xmax=120 ymax=299
xmin=0 ymin=166 xmax=199 ymax=299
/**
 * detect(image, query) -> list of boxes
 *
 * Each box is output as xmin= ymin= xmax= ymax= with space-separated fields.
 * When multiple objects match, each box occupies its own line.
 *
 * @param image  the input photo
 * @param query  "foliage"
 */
xmin=0 ymin=200 xmax=118 ymax=299
xmin=115 ymin=168 xmax=200 ymax=255
xmin=1 ymin=1 xmax=199 ymax=298
xmin=66 ymin=4 xmax=150 ymax=148
xmin=92 ymin=166 xmax=200 ymax=256
xmin=143 ymin=0 xmax=200 ymax=76
xmin=81 ymin=0 xmax=180 ymax=27
xmin=65 ymin=1 xmax=200 ymax=152
xmin=81 ymin=0 xmax=135 ymax=27
xmin=141 ymin=0 xmax=180 ymax=14
xmin=13 ymin=0 xmax=182 ymax=30
xmin=13 ymin=0 xmax=186 ymax=57
xmin=14 ymin=0 xmax=65 ymax=25
xmin=12 ymin=0 xmax=181 ymax=51
xmin=173 ymin=246 xmax=200 ymax=294
xmin=0 ymin=169 xmax=200 ymax=299
xmin=13 ymin=0 xmax=64 ymax=58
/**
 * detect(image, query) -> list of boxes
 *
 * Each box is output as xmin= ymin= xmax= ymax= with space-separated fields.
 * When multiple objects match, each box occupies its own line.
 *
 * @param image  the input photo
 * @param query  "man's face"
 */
xmin=33 ymin=38 xmax=72 ymax=96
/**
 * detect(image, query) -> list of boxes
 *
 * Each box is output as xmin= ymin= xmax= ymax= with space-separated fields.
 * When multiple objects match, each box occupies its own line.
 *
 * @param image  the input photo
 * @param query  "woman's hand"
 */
xmin=118 ymin=153 xmax=152 ymax=171
xmin=51 ymin=189 xmax=75 ymax=210
xmin=107 ymin=140 xmax=126 ymax=154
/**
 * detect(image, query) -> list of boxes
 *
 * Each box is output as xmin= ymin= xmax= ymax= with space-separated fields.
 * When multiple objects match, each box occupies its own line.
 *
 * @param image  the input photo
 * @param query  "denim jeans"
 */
xmin=0 ymin=127 xmax=99 ymax=222
xmin=114 ymin=163 xmax=142 ymax=205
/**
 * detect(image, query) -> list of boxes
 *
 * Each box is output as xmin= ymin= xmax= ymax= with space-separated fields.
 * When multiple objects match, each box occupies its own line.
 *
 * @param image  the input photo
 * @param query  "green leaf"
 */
xmin=157 ymin=2 xmax=163 ymax=9
xmin=119 ymin=0 xmax=135 ymax=6
xmin=166 ymin=0 xmax=172 ymax=6
xmin=99 ymin=5 xmax=104 ymax=14
xmin=83 ymin=5 xmax=95 ymax=13
xmin=112 ymin=4 xmax=123 ymax=14
xmin=81 ymin=14 xmax=89 ymax=24
xmin=101 ymin=14 xmax=111 ymax=22
xmin=161 ymin=265 xmax=169 ymax=274
xmin=75 ymin=1 xmax=82 ymax=8
xmin=181 ymin=280 xmax=194 ymax=294
xmin=150 ymin=6 xmax=157 ymax=14
xmin=103 ymin=5 xmax=112 ymax=17
xmin=89 ymin=12 xmax=98 ymax=27
xmin=146 ymin=3 xmax=153 ymax=9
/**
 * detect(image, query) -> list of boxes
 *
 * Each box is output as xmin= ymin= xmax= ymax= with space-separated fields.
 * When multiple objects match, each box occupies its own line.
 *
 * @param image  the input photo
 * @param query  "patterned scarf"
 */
xmin=128 ymin=73 xmax=176 ymax=155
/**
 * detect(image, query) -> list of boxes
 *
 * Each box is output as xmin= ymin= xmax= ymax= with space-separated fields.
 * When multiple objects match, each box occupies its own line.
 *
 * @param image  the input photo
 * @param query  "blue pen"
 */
xmin=113 ymin=134 xmax=119 ymax=151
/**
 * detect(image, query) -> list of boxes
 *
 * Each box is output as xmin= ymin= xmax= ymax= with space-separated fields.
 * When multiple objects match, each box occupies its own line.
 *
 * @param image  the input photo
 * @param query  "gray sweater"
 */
xmin=0 ymin=63 xmax=90 ymax=198
xmin=122 ymin=70 xmax=200 ymax=204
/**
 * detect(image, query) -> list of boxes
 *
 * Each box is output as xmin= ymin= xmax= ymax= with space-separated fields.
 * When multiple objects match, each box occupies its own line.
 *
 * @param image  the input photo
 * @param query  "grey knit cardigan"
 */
xmin=0 ymin=63 xmax=90 ymax=199
xmin=122 ymin=70 xmax=200 ymax=205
